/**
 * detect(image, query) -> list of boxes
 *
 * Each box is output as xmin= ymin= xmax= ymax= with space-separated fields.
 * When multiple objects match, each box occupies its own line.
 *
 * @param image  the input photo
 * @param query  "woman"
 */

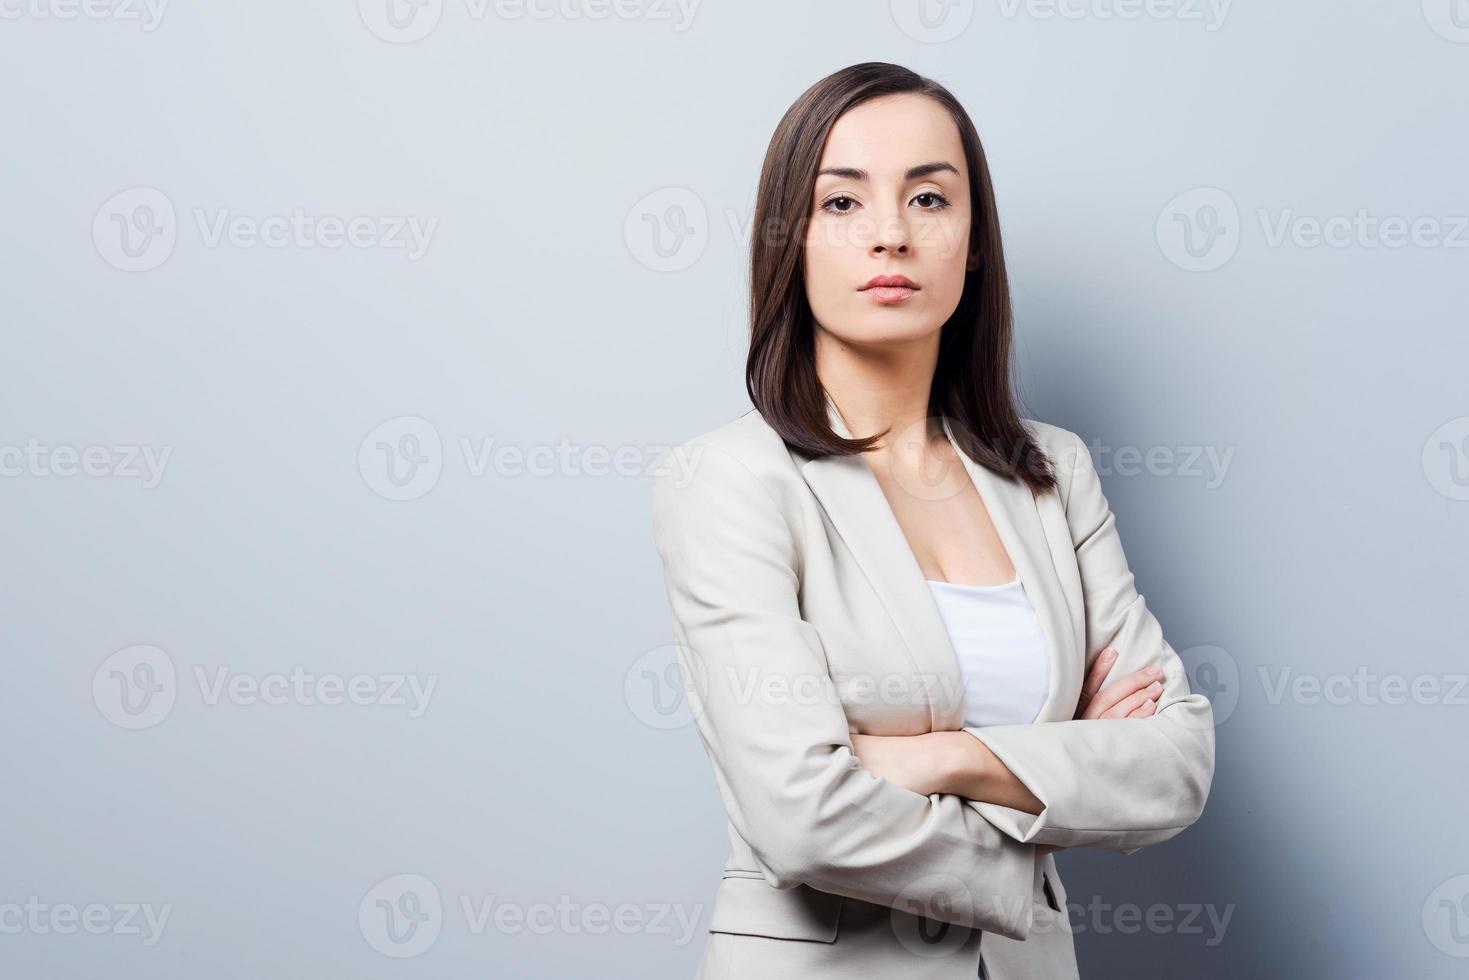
xmin=650 ymin=62 xmax=1215 ymax=980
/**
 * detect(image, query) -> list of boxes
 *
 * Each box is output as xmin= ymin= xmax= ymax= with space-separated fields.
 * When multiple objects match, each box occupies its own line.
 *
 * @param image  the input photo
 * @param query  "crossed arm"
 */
xmin=650 ymin=429 xmax=1214 ymax=940
xmin=850 ymin=646 xmax=1168 ymax=855
xmin=848 ymin=429 xmax=1215 ymax=856
xmin=653 ymin=442 xmax=1046 ymax=940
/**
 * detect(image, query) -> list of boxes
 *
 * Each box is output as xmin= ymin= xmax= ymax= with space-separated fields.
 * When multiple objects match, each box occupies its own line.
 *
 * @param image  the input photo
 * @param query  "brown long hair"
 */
xmin=745 ymin=62 xmax=1057 ymax=494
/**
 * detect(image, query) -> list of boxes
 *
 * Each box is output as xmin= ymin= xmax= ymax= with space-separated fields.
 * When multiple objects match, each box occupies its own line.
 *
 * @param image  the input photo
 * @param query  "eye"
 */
xmin=818 ymin=194 xmax=860 ymax=215
xmin=913 ymin=191 xmax=951 ymax=212
xmin=817 ymin=191 xmax=952 ymax=215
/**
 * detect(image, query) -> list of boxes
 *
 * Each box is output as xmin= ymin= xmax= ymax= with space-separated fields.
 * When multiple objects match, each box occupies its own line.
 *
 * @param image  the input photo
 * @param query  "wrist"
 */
xmin=933 ymin=730 xmax=994 ymax=798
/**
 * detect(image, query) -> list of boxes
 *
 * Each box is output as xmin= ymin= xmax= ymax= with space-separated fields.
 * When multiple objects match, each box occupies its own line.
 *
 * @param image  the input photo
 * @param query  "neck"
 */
xmin=813 ymin=326 xmax=942 ymax=449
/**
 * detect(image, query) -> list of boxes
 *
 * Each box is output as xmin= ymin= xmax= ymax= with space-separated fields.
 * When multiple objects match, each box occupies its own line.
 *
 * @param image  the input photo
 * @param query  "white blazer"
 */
xmin=649 ymin=394 xmax=1216 ymax=980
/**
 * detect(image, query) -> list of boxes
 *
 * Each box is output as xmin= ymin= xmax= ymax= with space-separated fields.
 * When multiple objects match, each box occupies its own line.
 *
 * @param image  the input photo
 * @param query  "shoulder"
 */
xmin=1018 ymin=416 xmax=1082 ymax=456
xmin=649 ymin=409 xmax=805 ymax=559
xmin=676 ymin=408 xmax=792 ymax=465
xmin=1018 ymin=417 xmax=1093 ymax=505
xmin=655 ymin=409 xmax=798 ymax=485
xmin=650 ymin=409 xmax=801 ymax=517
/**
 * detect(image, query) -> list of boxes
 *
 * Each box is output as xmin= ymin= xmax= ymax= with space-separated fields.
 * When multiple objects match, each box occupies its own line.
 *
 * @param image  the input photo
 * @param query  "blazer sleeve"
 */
xmin=961 ymin=429 xmax=1216 ymax=854
xmin=651 ymin=441 xmax=1041 ymax=940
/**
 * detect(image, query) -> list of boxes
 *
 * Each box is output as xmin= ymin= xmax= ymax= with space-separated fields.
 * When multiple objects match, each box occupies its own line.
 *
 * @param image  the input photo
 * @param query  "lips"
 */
xmin=860 ymin=275 xmax=919 ymax=291
xmin=860 ymin=274 xmax=919 ymax=304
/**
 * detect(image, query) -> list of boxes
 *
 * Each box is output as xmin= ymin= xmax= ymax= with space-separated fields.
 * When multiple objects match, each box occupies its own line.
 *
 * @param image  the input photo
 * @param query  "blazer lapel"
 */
xmin=939 ymin=414 xmax=1079 ymax=725
xmin=795 ymin=392 xmax=1077 ymax=731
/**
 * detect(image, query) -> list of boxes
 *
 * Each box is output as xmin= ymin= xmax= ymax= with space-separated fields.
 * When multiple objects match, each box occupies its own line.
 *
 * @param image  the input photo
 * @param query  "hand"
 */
xmin=1074 ymin=646 xmax=1163 ymax=720
xmin=852 ymin=735 xmax=1067 ymax=861
xmin=848 ymin=732 xmax=948 ymax=796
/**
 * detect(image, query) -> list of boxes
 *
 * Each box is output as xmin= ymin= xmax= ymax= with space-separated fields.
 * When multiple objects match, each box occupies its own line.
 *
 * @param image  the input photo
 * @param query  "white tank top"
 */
xmin=925 ymin=574 xmax=1050 ymax=728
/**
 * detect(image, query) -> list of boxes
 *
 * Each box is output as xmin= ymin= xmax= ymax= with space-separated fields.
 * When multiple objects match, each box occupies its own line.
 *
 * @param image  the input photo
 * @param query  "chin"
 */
xmin=837 ymin=316 xmax=943 ymax=348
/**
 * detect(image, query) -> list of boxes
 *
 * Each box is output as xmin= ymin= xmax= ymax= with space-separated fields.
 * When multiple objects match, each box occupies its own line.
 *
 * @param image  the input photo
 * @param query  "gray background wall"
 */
xmin=3 ymin=2 xmax=1466 ymax=977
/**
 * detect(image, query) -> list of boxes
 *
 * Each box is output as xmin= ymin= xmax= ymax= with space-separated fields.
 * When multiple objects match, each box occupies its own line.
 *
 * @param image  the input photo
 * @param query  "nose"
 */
xmin=869 ymin=206 xmax=910 ymax=256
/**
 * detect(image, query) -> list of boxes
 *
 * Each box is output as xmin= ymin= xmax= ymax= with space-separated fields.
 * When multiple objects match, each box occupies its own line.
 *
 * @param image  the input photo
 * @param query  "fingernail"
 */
xmin=1149 ymin=681 xmax=1162 ymax=693
xmin=1102 ymin=648 xmax=1116 ymax=661
xmin=1149 ymin=666 xmax=1162 ymax=677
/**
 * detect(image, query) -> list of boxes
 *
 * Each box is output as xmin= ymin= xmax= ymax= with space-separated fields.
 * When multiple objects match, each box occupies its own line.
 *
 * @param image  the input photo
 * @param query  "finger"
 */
xmin=1126 ymin=698 xmax=1158 ymax=719
xmin=1085 ymin=667 xmax=1162 ymax=719
xmin=1076 ymin=647 xmax=1118 ymax=710
xmin=1080 ymin=667 xmax=1152 ymax=720
xmin=1101 ymin=687 xmax=1153 ymax=720
xmin=1101 ymin=681 xmax=1162 ymax=719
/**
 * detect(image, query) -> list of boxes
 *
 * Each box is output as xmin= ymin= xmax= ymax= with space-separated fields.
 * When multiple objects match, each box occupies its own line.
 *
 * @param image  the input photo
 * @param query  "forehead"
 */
xmin=816 ymin=93 xmax=965 ymax=177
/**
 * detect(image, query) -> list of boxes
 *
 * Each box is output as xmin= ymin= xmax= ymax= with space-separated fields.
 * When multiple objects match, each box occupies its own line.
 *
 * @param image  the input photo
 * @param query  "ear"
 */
xmin=965 ymin=235 xmax=981 ymax=271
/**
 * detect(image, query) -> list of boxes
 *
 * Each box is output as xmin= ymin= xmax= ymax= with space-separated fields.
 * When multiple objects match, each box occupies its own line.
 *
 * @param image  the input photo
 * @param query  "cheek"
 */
xmin=803 ymin=222 xmax=856 ymax=301
xmin=919 ymin=215 xmax=972 ymax=295
xmin=916 ymin=212 xmax=971 ymax=262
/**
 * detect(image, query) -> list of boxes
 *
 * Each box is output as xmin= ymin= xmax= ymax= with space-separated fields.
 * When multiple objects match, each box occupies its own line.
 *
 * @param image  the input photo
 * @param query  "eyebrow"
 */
xmin=815 ymin=161 xmax=960 ymax=182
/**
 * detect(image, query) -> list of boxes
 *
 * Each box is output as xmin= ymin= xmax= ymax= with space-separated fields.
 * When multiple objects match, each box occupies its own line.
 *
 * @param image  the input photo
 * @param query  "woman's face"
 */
xmin=804 ymin=93 xmax=973 ymax=348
